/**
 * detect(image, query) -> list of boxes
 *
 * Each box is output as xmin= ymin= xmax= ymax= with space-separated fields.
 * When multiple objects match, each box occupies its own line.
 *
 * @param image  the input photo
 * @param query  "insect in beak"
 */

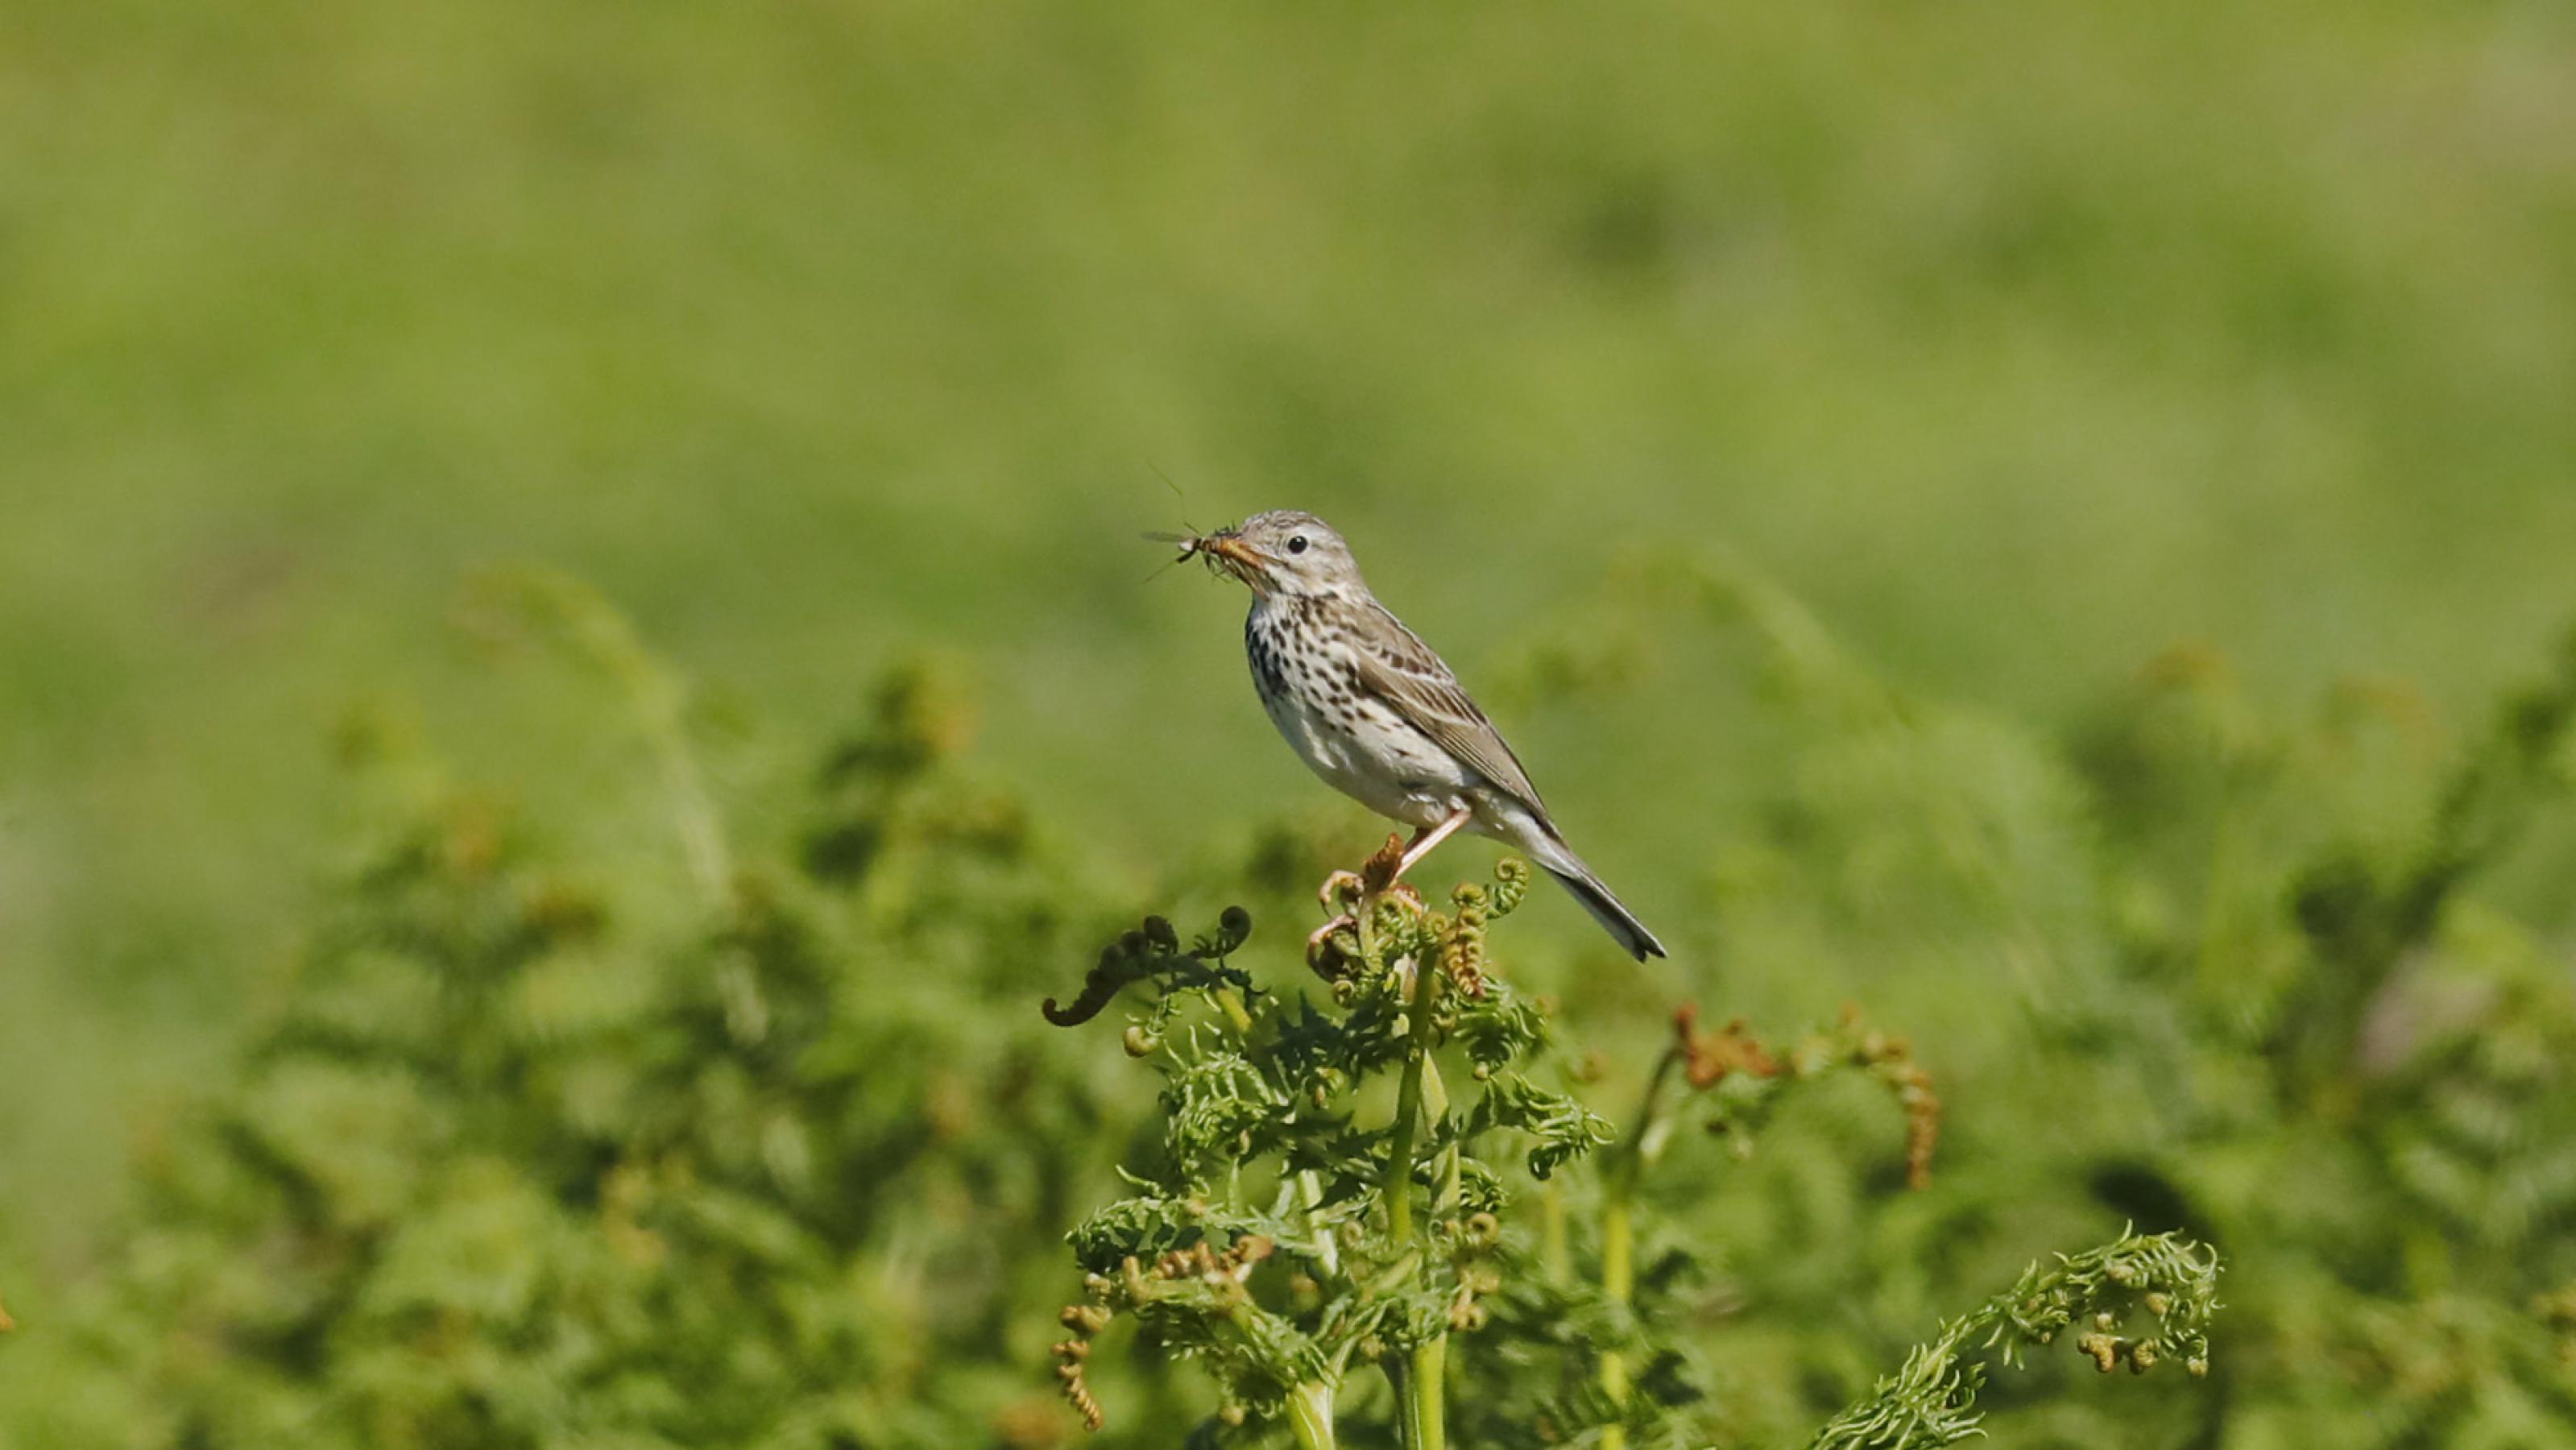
xmin=1142 ymin=527 xmax=1265 ymax=588
xmin=1203 ymin=535 xmax=1268 ymax=584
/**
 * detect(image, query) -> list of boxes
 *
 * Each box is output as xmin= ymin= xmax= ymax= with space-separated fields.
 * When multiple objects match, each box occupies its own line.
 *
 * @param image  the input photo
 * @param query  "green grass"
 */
xmin=2 ymin=0 xmax=2573 ymax=1394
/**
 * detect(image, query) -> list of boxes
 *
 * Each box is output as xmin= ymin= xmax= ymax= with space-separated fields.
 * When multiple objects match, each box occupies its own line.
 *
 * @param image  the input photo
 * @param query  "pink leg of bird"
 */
xmin=1305 ymin=914 xmax=1355 ymax=967
xmin=1365 ymin=807 xmax=1473 ymax=895
xmin=1310 ymin=807 xmax=1476 ymax=970
xmin=1397 ymin=807 xmax=1473 ymax=879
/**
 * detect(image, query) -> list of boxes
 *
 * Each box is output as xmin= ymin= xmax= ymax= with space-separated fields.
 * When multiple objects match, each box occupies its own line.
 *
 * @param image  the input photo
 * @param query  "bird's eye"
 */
xmin=1287 ymin=536 xmax=1309 ymax=555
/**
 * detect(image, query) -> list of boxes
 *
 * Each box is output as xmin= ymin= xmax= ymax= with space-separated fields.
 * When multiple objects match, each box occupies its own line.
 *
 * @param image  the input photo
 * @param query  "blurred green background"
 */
xmin=4 ymin=0 xmax=2574 ymax=1440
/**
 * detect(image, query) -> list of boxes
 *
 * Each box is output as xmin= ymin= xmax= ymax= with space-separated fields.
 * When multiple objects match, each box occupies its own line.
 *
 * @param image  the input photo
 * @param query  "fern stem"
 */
xmin=1600 ymin=1043 xmax=1684 ymax=1450
xmin=1213 ymin=987 xmax=1257 ymax=1038
xmin=1403 ymin=1335 xmax=1447 ymax=1450
xmin=1539 ymin=1183 xmax=1572 ymax=1286
xmin=1382 ymin=951 xmax=1441 ymax=1247
xmin=1285 ymin=1382 xmax=1338 ymax=1450
xmin=1381 ymin=942 xmax=1448 ymax=1447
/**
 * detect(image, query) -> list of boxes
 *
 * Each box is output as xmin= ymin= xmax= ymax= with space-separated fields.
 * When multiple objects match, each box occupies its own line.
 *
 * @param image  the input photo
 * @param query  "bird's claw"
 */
xmin=1305 ymin=914 xmax=1358 ymax=976
xmin=1311 ymin=835 xmax=1431 ymax=978
xmin=1318 ymin=869 xmax=1366 ymax=914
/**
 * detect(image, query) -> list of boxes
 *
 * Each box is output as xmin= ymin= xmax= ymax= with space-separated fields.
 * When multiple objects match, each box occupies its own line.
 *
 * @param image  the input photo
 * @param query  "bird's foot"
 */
xmin=1310 ymin=837 xmax=1429 ymax=979
xmin=1305 ymin=914 xmax=1359 ymax=976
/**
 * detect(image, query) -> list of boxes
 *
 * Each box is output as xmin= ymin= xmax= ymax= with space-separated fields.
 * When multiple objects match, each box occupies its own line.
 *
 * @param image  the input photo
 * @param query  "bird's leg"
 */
xmin=1352 ymin=835 xmax=1429 ymax=923
xmin=1306 ymin=866 xmax=1366 ymax=972
xmin=1356 ymin=808 xmax=1476 ymax=929
xmin=1364 ymin=808 xmax=1474 ymax=896
xmin=1305 ymin=914 xmax=1356 ymax=972
xmin=1315 ymin=810 xmax=1474 ymax=974
xmin=1396 ymin=807 xmax=1474 ymax=880
xmin=1359 ymin=832 xmax=1410 ymax=897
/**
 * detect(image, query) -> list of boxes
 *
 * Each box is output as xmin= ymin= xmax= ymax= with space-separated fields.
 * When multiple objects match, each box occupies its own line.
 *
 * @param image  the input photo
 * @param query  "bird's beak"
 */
xmin=1196 ymin=533 xmax=1272 ymax=589
xmin=1203 ymin=535 xmax=1261 ymax=569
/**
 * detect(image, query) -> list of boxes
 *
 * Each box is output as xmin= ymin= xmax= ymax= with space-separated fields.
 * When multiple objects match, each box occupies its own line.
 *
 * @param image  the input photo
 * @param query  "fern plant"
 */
xmin=1043 ymin=862 xmax=1612 ymax=1447
xmin=50 ymin=565 xmax=2576 ymax=1449
xmin=1047 ymin=854 xmax=2224 ymax=1446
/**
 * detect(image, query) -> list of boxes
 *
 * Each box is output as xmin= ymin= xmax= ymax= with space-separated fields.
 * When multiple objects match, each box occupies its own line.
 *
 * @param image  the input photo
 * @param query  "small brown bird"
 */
xmin=1177 ymin=510 xmax=1665 ymax=959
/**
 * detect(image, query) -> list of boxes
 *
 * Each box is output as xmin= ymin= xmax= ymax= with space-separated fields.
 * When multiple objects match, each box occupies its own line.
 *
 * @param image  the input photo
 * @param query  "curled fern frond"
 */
xmin=1043 ymin=911 xmax=1255 ymax=1025
xmin=1810 ymin=1230 xmax=2222 ymax=1450
xmin=1054 ymin=1301 xmax=1113 ymax=1431
xmin=1465 ymin=1073 xmax=1617 ymax=1182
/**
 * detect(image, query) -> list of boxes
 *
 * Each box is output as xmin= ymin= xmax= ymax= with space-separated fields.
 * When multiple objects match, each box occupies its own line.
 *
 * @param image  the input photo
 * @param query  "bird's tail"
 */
xmin=1525 ymin=833 xmax=1666 ymax=961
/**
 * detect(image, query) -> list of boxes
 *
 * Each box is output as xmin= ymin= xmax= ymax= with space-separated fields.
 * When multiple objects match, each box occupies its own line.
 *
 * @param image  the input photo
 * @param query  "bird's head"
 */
xmin=1188 ymin=511 xmax=1363 ymax=599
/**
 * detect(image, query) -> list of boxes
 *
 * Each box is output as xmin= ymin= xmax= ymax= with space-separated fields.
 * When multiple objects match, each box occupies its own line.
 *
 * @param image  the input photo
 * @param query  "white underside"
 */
xmin=1248 ymin=614 xmax=1663 ymax=956
xmin=1258 ymin=677 xmax=1547 ymax=851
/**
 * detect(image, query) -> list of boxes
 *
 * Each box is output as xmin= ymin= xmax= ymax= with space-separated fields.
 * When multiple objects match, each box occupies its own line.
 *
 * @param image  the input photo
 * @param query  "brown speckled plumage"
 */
xmin=1181 ymin=510 xmax=1664 ymax=960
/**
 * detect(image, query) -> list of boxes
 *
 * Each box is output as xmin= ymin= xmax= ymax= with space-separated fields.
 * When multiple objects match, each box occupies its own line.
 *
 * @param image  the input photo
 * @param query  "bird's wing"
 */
xmin=1348 ymin=599 xmax=1549 ymax=814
